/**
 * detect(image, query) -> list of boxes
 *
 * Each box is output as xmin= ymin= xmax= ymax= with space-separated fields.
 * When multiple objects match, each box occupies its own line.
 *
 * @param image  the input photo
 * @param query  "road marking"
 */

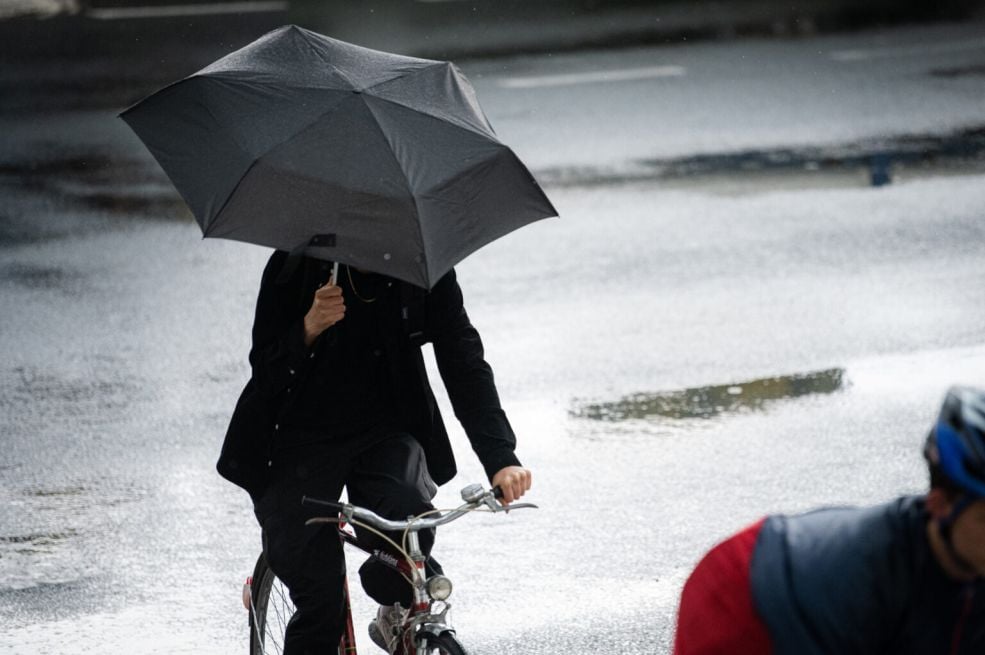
xmin=86 ymin=1 xmax=287 ymax=20
xmin=830 ymin=38 xmax=985 ymax=62
xmin=498 ymin=65 xmax=686 ymax=89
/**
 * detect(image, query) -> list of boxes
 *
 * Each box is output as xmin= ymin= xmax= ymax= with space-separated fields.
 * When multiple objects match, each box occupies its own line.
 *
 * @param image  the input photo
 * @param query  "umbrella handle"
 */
xmin=330 ymin=261 xmax=340 ymax=286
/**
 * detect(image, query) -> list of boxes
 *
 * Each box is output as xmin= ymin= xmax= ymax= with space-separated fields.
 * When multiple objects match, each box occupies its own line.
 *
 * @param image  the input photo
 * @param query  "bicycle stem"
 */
xmin=405 ymin=529 xmax=431 ymax=612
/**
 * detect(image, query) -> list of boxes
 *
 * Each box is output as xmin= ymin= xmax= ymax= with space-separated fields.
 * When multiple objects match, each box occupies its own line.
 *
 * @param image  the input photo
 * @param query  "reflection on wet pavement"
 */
xmin=0 ymin=475 xmax=149 ymax=597
xmin=77 ymin=190 xmax=186 ymax=216
xmin=536 ymin=127 xmax=985 ymax=189
xmin=0 ymin=530 xmax=77 ymax=550
xmin=573 ymin=368 xmax=845 ymax=421
xmin=929 ymin=64 xmax=985 ymax=78
xmin=4 ymin=366 xmax=139 ymax=407
xmin=0 ymin=263 xmax=75 ymax=290
xmin=0 ymin=155 xmax=118 ymax=178
xmin=25 ymin=487 xmax=86 ymax=498
xmin=0 ymin=151 xmax=189 ymax=247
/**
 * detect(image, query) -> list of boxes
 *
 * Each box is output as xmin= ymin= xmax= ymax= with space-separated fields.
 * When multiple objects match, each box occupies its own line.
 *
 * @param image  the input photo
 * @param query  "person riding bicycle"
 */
xmin=217 ymin=252 xmax=532 ymax=654
xmin=673 ymin=386 xmax=985 ymax=654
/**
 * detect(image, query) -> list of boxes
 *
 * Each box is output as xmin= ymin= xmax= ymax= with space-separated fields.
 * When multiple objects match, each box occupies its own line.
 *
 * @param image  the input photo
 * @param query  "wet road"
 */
xmin=2 ymin=20 xmax=985 ymax=654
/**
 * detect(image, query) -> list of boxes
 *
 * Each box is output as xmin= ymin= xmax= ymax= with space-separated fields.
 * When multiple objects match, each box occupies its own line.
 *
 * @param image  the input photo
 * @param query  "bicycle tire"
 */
xmin=249 ymin=552 xmax=354 ymax=655
xmin=419 ymin=631 xmax=470 ymax=655
xmin=249 ymin=553 xmax=295 ymax=655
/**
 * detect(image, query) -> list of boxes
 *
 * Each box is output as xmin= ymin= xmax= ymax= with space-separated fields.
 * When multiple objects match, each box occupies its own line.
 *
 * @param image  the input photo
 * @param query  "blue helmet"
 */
xmin=924 ymin=386 xmax=985 ymax=499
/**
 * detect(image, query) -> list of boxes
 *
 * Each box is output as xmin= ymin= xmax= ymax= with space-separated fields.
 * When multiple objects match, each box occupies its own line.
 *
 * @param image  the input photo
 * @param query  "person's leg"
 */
xmin=673 ymin=518 xmax=772 ymax=655
xmin=347 ymin=432 xmax=441 ymax=607
xmin=256 ymin=454 xmax=349 ymax=655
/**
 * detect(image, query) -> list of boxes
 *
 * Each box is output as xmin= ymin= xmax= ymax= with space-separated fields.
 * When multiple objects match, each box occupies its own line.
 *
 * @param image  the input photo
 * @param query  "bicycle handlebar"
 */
xmin=302 ymin=484 xmax=537 ymax=532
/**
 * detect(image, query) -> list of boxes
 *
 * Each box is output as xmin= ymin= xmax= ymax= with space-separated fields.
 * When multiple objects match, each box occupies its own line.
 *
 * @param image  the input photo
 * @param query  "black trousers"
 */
xmin=253 ymin=430 xmax=440 ymax=655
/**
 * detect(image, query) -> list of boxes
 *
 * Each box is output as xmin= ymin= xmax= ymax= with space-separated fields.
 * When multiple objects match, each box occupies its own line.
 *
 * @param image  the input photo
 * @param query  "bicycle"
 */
xmin=243 ymin=483 xmax=537 ymax=655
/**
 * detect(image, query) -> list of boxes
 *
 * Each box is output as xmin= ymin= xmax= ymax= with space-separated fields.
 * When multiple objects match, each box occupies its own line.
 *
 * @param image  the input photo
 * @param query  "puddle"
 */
xmin=573 ymin=368 xmax=845 ymax=421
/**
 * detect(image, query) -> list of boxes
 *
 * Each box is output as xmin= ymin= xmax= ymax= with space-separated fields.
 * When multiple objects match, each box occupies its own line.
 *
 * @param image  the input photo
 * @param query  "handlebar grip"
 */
xmin=492 ymin=485 xmax=504 ymax=500
xmin=301 ymin=495 xmax=347 ymax=513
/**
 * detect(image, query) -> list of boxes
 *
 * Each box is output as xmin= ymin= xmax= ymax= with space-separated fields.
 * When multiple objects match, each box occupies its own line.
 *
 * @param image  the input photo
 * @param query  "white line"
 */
xmin=830 ymin=38 xmax=985 ymax=62
xmin=86 ymin=1 xmax=288 ymax=20
xmin=498 ymin=65 xmax=686 ymax=89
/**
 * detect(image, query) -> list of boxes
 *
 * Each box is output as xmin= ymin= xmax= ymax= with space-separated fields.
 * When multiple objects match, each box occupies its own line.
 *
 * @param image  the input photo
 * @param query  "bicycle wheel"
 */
xmin=249 ymin=553 xmax=296 ymax=655
xmin=249 ymin=553 xmax=350 ymax=655
xmin=419 ymin=631 xmax=469 ymax=655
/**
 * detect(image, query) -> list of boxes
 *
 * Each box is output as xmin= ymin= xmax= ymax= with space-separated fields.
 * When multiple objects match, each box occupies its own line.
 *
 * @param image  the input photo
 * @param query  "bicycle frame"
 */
xmin=334 ymin=517 xmax=439 ymax=654
xmin=248 ymin=485 xmax=536 ymax=655
xmin=336 ymin=518 xmax=414 ymax=654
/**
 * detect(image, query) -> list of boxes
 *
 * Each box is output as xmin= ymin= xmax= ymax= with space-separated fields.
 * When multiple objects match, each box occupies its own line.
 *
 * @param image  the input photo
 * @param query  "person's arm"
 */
xmin=427 ymin=269 xmax=530 ymax=502
xmin=248 ymin=252 xmax=344 ymax=399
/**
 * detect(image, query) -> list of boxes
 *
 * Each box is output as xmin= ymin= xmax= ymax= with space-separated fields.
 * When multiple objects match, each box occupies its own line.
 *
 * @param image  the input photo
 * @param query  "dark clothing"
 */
xmin=277 ymin=267 xmax=396 ymax=440
xmin=217 ymin=252 xmax=521 ymax=501
xmin=750 ymin=496 xmax=985 ymax=655
xmin=222 ymin=252 xmax=519 ymax=655
xmin=255 ymin=431 xmax=440 ymax=652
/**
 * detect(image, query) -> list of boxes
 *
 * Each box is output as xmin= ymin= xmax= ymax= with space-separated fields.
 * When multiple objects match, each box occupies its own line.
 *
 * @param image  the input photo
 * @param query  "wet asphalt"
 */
xmin=2 ymin=19 xmax=985 ymax=655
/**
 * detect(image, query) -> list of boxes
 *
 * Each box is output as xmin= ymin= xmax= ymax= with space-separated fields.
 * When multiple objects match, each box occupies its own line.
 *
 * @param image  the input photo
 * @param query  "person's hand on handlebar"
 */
xmin=491 ymin=466 xmax=532 ymax=506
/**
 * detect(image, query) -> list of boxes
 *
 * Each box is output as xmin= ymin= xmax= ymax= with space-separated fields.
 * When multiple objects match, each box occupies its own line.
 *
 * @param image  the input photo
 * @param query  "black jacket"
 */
xmin=216 ymin=251 xmax=520 ymax=500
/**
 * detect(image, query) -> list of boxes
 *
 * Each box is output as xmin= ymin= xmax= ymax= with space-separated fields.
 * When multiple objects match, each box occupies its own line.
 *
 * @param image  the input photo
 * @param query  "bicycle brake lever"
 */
xmin=501 ymin=502 xmax=538 ymax=512
xmin=302 ymin=495 xmax=354 ymax=520
xmin=484 ymin=499 xmax=538 ymax=513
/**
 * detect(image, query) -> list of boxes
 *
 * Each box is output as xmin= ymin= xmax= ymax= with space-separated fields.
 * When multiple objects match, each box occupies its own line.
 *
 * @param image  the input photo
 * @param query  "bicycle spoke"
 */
xmin=273 ymin=581 xmax=291 ymax=611
xmin=264 ymin=578 xmax=293 ymax=655
xmin=273 ymin=584 xmax=291 ymax=631
xmin=266 ymin=627 xmax=284 ymax=655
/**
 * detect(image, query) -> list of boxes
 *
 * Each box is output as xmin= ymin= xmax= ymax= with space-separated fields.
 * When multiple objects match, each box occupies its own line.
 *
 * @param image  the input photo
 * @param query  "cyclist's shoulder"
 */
xmin=750 ymin=496 xmax=927 ymax=652
xmin=760 ymin=495 xmax=925 ymax=555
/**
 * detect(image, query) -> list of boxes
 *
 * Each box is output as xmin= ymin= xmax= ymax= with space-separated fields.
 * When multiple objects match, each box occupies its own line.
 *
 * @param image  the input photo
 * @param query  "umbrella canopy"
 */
xmin=121 ymin=25 xmax=557 ymax=288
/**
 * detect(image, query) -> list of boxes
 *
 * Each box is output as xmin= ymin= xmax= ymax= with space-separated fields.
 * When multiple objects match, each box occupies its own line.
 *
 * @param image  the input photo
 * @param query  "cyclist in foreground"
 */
xmin=673 ymin=386 xmax=985 ymax=654
xmin=217 ymin=253 xmax=532 ymax=655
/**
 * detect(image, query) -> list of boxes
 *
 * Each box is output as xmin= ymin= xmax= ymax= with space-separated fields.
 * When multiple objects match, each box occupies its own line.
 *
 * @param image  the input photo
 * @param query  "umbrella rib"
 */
xmin=204 ymin=153 xmax=418 ymax=244
xmin=205 ymin=93 xmax=355 ymax=232
xmin=191 ymin=81 xmax=354 ymax=234
xmin=359 ymin=97 xmax=500 ymax=160
xmin=359 ymin=61 xmax=447 ymax=96
xmin=363 ymin=65 xmax=497 ymax=140
xmin=296 ymin=25 xmax=443 ymax=94
xmin=203 ymin=93 xmax=426 ymax=246
xmin=359 ymin=95 xmax=431 ymax=284
xmin=201 ymin=157 xmax=261 ymax=239
xmin=295 ymin=31 xmax=360 ymax=92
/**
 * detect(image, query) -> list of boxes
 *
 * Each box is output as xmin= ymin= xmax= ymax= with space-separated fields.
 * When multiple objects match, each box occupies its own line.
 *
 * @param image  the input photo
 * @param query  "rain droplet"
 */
xmin=383 ymin=253 xmax=391 ymax=261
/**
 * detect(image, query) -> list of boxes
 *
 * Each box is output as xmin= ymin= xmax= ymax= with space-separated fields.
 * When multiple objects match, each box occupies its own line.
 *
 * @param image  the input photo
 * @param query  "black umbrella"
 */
xmin=120 ymin=25 xmax=556 ymax=289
